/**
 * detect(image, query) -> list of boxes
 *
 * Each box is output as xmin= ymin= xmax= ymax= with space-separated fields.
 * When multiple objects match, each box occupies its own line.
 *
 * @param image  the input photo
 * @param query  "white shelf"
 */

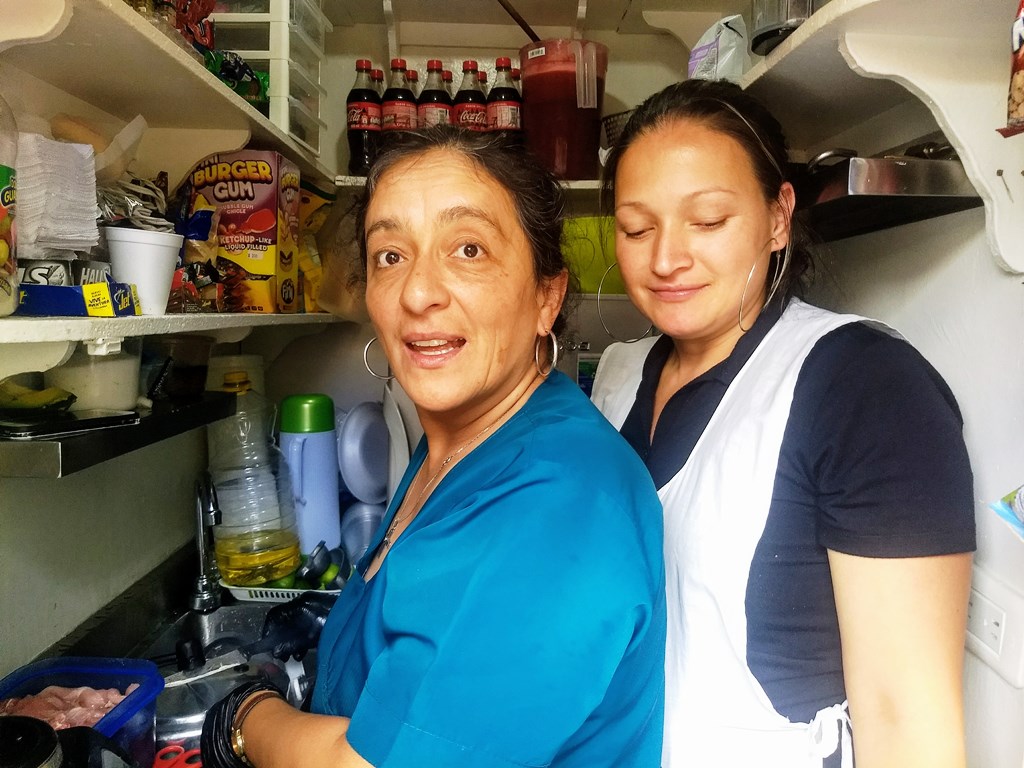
xmin=0 ymin=313 xmax=339 ymax=380
xmin=0 ymin=0 xmax=334 ymax=186
xmin=736 ymin=0 xmax=1024 ymax=273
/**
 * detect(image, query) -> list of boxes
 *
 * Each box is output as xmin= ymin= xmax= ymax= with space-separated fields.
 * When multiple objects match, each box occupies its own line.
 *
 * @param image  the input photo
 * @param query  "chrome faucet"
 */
xmin=190 ymin=471 xmax=222 ymax=613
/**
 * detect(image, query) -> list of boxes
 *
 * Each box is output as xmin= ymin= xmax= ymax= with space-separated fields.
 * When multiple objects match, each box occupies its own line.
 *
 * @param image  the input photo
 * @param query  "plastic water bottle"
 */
xmin=0 ymin=92 xmax=18 ymax=317
xmin=208 ymin=371 xmax=300 ymax=586
xmin=279 ymin=393 xmax=341 ymax=554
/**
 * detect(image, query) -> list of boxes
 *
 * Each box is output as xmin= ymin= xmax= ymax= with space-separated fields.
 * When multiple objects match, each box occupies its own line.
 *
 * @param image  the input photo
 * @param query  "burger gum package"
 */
xmin=188 ymin=150 xmax=300 ymax=313
xmin=999 ymin=0 xmax=1024 ymax=138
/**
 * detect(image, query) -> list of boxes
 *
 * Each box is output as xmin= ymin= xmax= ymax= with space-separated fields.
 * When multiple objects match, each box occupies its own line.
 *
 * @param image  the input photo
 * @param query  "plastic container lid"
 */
xmin=355 ymin=58 xmax=372 ymax=69
xmin=280 ymin=393 xmax=335 ymax=433
xmin=462 ymin=60 xmax=478 ymax=71
xmin=496 ymin=56 xmax=511 ymax=68
xmin=427 ymin=58 xmax=442 ymax=70
xmin=390 ymin=58 xmax=406 ymax=69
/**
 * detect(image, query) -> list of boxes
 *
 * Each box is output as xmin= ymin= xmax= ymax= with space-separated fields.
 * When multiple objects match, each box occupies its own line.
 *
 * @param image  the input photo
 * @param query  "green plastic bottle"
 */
xmin=0 ymin=92 xmax=17 ymax=317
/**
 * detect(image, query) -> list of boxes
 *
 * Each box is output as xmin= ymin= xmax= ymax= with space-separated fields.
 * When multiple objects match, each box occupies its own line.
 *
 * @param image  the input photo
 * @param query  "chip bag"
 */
xmin=998 ymin=0 xmax=1024 ymax=138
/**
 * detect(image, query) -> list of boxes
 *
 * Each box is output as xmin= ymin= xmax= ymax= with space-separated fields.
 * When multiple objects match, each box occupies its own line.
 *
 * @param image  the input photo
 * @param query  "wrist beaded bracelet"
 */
xmin=231 ymin=689 xmax=284 ymax=766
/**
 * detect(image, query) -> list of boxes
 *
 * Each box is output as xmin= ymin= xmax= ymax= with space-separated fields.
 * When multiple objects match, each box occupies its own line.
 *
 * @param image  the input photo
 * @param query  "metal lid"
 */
xmin=279 ymin=394 xmax=335 ymax=433
xmin=0 ymin=716 xmax=62 ymax=768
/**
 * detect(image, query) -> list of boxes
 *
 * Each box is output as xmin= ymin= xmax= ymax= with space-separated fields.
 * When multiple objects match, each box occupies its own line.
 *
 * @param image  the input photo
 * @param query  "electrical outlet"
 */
xmin=967 ymin=587 xmax=1005 ymax=654
xmin=965 ymin=566 xmax=1024 ymax=689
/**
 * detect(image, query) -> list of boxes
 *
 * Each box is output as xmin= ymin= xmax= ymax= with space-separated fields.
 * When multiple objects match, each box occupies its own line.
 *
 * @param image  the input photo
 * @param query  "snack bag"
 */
xmin=998 ymin=0 xmax=1024 ymax=138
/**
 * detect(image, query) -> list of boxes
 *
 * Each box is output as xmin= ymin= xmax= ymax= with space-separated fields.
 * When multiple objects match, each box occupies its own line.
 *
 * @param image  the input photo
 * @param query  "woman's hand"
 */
xmin=829 ymin=550 xmax=972 ymax=768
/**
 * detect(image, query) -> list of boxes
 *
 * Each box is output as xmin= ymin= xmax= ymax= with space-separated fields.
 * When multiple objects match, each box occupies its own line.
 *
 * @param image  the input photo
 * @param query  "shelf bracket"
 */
xmin=0 ymin=0 xmax=70 ymax=54
xmin=840 ymin=30 xmax=1024 ymax=274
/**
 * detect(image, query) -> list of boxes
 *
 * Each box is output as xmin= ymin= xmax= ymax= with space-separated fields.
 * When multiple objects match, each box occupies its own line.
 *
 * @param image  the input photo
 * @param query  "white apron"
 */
xmin=592 ymin=300 xmax=886 ymax=768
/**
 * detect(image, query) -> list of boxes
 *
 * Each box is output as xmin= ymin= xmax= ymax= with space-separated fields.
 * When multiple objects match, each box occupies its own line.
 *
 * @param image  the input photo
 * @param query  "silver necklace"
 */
xmin=379 ymin=415 xmax=500 ymax=551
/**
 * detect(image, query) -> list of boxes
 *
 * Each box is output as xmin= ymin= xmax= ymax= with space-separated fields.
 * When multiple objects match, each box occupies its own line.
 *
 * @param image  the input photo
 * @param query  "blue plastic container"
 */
xmin=0 ymin=656 xmax=164 ymax=767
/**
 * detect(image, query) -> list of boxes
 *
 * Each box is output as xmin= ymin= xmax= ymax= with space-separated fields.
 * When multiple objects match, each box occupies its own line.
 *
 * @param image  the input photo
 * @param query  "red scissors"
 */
xmin=154 ymin=745 xmax=202 ymax=768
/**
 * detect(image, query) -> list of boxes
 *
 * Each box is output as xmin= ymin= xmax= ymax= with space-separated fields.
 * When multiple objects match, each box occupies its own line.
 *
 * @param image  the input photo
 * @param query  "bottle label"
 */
xmin=382 ymin=101 xmax=417 ymax=131
xmin=488 ymin=102 xmax=522 ymax=130
xmin=347 ymin=101 xmax=382 ymax=131
xmin=418 ymin=104 xmax=453 ymax=127
xmin=454 ymin=103 xmax=488 ymax=131
xmin=0 ymin=164 xmax=16 ymax=310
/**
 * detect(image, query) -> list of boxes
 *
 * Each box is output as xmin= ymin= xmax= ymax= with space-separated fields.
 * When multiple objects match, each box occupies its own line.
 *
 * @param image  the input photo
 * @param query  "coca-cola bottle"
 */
xmin=345 ymin=58 xmax=381 ymax=176
xmin=511 ymin=67 xmax=522 ymax=94
xmin=453 ymin=60 xmax=487 ymax=132
xmin=407 ymin=69 xmax=420 ymax=99
xmin=477 ymin=70 xmax=489 ymax=97
xmin=372 ymin=68 xmax=385 ymax=96
xmin=418 ymin=59 xmax=453 ymax=128
xmin=443 ymin=69 xmax=454 ymax=98
xmin=487 ymin=57 xmax=522 ymax=136
xmin=382 ymin=58 xmax=417 ymax=133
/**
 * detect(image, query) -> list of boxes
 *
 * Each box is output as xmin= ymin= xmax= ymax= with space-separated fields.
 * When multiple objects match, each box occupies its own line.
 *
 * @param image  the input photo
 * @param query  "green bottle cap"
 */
xmin=279 ymin=393 xmax=335 ymax=433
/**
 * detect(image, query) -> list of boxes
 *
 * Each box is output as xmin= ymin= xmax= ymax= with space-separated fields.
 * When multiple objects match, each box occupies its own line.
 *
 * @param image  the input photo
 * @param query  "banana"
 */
xmin=0 ymin=379 xmax=77 ymax=410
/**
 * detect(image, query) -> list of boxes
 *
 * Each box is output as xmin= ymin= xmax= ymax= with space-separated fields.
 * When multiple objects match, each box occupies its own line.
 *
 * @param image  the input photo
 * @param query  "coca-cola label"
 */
xmin=487 ymin=102 xmax=521 ymax=131
xmin=418 ymin=104 xmax=453 ymax=127
xmin=347 ymin=101 xmax=382 ymax=131
xmin=454 ymin=103 xmax=488 ymax=131
xmin=382 ymin=101 xmax=418 ymax=131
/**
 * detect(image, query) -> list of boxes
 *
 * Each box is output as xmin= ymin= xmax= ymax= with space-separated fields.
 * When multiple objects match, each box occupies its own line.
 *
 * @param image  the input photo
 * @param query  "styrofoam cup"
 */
xmin=104 ymin=227 xmax=183 ymax=316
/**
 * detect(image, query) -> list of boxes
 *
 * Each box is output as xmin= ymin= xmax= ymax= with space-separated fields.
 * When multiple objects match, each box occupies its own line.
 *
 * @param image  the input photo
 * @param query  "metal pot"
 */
xmin=751 ymin=0 xmax=817 ymax=55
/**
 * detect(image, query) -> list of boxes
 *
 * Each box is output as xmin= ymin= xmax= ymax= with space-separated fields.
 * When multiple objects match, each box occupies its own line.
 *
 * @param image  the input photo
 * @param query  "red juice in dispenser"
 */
xmin=520 ymin=39 xmax=608 ymax=180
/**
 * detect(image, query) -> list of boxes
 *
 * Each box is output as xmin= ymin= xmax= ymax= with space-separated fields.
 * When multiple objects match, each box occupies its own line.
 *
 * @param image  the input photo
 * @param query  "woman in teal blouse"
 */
xmin=204 ymin=126 xmax=666 ymax=768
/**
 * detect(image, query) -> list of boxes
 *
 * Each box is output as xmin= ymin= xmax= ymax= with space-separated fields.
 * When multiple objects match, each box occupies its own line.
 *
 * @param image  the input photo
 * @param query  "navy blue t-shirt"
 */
xmin=619 ymin=300 xmax=976 ymax=727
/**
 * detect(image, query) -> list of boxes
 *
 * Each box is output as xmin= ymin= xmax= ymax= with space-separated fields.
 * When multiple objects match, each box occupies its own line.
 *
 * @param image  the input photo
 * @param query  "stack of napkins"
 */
xmin=16 ymin=133 xmax=99 ymax=260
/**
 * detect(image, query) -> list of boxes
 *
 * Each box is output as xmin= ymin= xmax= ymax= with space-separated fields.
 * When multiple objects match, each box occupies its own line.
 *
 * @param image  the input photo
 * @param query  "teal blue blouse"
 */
xmin=312 ymin=372 xmax=666 ymax=767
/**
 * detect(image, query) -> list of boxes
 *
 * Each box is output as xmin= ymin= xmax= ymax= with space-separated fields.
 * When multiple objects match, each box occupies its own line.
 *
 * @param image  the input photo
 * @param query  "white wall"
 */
xmin=809 ymin=208 xmax=1024 ymax=768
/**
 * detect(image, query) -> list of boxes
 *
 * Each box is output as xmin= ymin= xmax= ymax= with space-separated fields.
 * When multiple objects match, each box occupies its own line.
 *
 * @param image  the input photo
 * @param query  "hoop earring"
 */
xmin=535 ymin=331 xmax=559 ymax=377
xmin=737 ymin=259 xmax=760 ymax=333
xmin=762 ymin=239 xmax=791 ymax=310
xmin=596 ymin=262 xmax=654 ymax=343
xmin=363 ymin=337 xmax=394 ymax=381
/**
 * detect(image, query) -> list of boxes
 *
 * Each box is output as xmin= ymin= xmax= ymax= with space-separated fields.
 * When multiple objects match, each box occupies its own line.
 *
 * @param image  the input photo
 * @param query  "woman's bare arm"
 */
xmin=241 ymin=696 xmax=372 ymax=768
xmin=828 ymin=550 xmax=972 ymax=768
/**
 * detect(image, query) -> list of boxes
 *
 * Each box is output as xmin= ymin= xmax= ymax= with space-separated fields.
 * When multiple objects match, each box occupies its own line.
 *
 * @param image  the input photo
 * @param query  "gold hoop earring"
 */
xmin=363 ymin=337 xmax=394 ymax=381
xmin=596 ymin=262 xmax=654 ymax=343
xmin=535 ymin=332 xmax=559 ymax=377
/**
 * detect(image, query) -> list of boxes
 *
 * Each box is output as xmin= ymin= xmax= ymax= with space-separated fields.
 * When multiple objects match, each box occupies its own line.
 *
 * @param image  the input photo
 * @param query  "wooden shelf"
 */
xmin=0 ymin=392 xmax=235 ymax=478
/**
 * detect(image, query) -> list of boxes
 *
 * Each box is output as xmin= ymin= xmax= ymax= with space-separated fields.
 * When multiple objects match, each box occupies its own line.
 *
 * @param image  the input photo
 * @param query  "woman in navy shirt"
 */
xmin=592 ymin=79 xmax=974 ymax=768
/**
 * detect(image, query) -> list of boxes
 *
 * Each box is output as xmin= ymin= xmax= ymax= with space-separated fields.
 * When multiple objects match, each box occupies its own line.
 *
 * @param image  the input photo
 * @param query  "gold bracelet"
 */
xmin=231 ymin=690 xmax=284 ymax=766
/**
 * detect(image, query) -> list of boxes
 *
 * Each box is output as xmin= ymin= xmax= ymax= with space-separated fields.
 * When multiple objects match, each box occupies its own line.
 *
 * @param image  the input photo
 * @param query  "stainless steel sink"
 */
xmin=142 ymin=602 xmax=316 ymax=751
xmin=145 ymin=602 xmax=271 ymax=663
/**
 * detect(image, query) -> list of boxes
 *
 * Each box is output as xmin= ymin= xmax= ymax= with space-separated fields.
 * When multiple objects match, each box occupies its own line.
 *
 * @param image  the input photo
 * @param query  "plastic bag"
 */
xmin=687 ymin=15 xmax=751 ymax=83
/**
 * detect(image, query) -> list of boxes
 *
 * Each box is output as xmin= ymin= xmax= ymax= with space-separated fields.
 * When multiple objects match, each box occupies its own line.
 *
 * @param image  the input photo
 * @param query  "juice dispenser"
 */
xmin=519 ymin=39 xmax=608 ymax=180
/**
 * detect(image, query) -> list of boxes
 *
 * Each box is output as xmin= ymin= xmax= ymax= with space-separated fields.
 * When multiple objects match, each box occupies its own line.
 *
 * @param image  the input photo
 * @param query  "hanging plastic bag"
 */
xmin=687 ymin=15 xmax=751 ymax=83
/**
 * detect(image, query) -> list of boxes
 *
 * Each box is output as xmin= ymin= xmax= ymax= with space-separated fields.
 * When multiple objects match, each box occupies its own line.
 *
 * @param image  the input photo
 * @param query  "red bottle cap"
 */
xmin=478 ymin=71 xmax=487 ymax=83
xmin=372 ymin=69 xmax=384 ymax=80
xmin=427 ymin=58 xmax=443 ymax=70
xmin=408 ymin=70 xmax=419 ymax=81
xmin=356 ymin=58 xmax=372 ymax=70
xmin=462 ymin=60 xmax=478 ymax=71
xmin=496 ymin=56 xmax=512 ymax=68
xmin=511 ymin=68 xmax=521 ymax=79
xmin=443 ymin=70 xmax=453 ymax=81
xmin=391 ymin=58 xmax=407 ymax=69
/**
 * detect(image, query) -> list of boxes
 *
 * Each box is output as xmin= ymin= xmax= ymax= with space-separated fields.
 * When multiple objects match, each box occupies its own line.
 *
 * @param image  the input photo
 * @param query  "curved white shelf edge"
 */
xmin=652 ymin=0 xmax=1023 ymax=274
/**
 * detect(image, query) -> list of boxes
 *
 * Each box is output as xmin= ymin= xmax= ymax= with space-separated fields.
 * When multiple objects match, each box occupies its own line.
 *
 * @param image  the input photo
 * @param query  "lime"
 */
xmin=264 ymin=572 xmax=296 ymax=589
xmin=319 ymin=563 xmax=340 ymax=586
